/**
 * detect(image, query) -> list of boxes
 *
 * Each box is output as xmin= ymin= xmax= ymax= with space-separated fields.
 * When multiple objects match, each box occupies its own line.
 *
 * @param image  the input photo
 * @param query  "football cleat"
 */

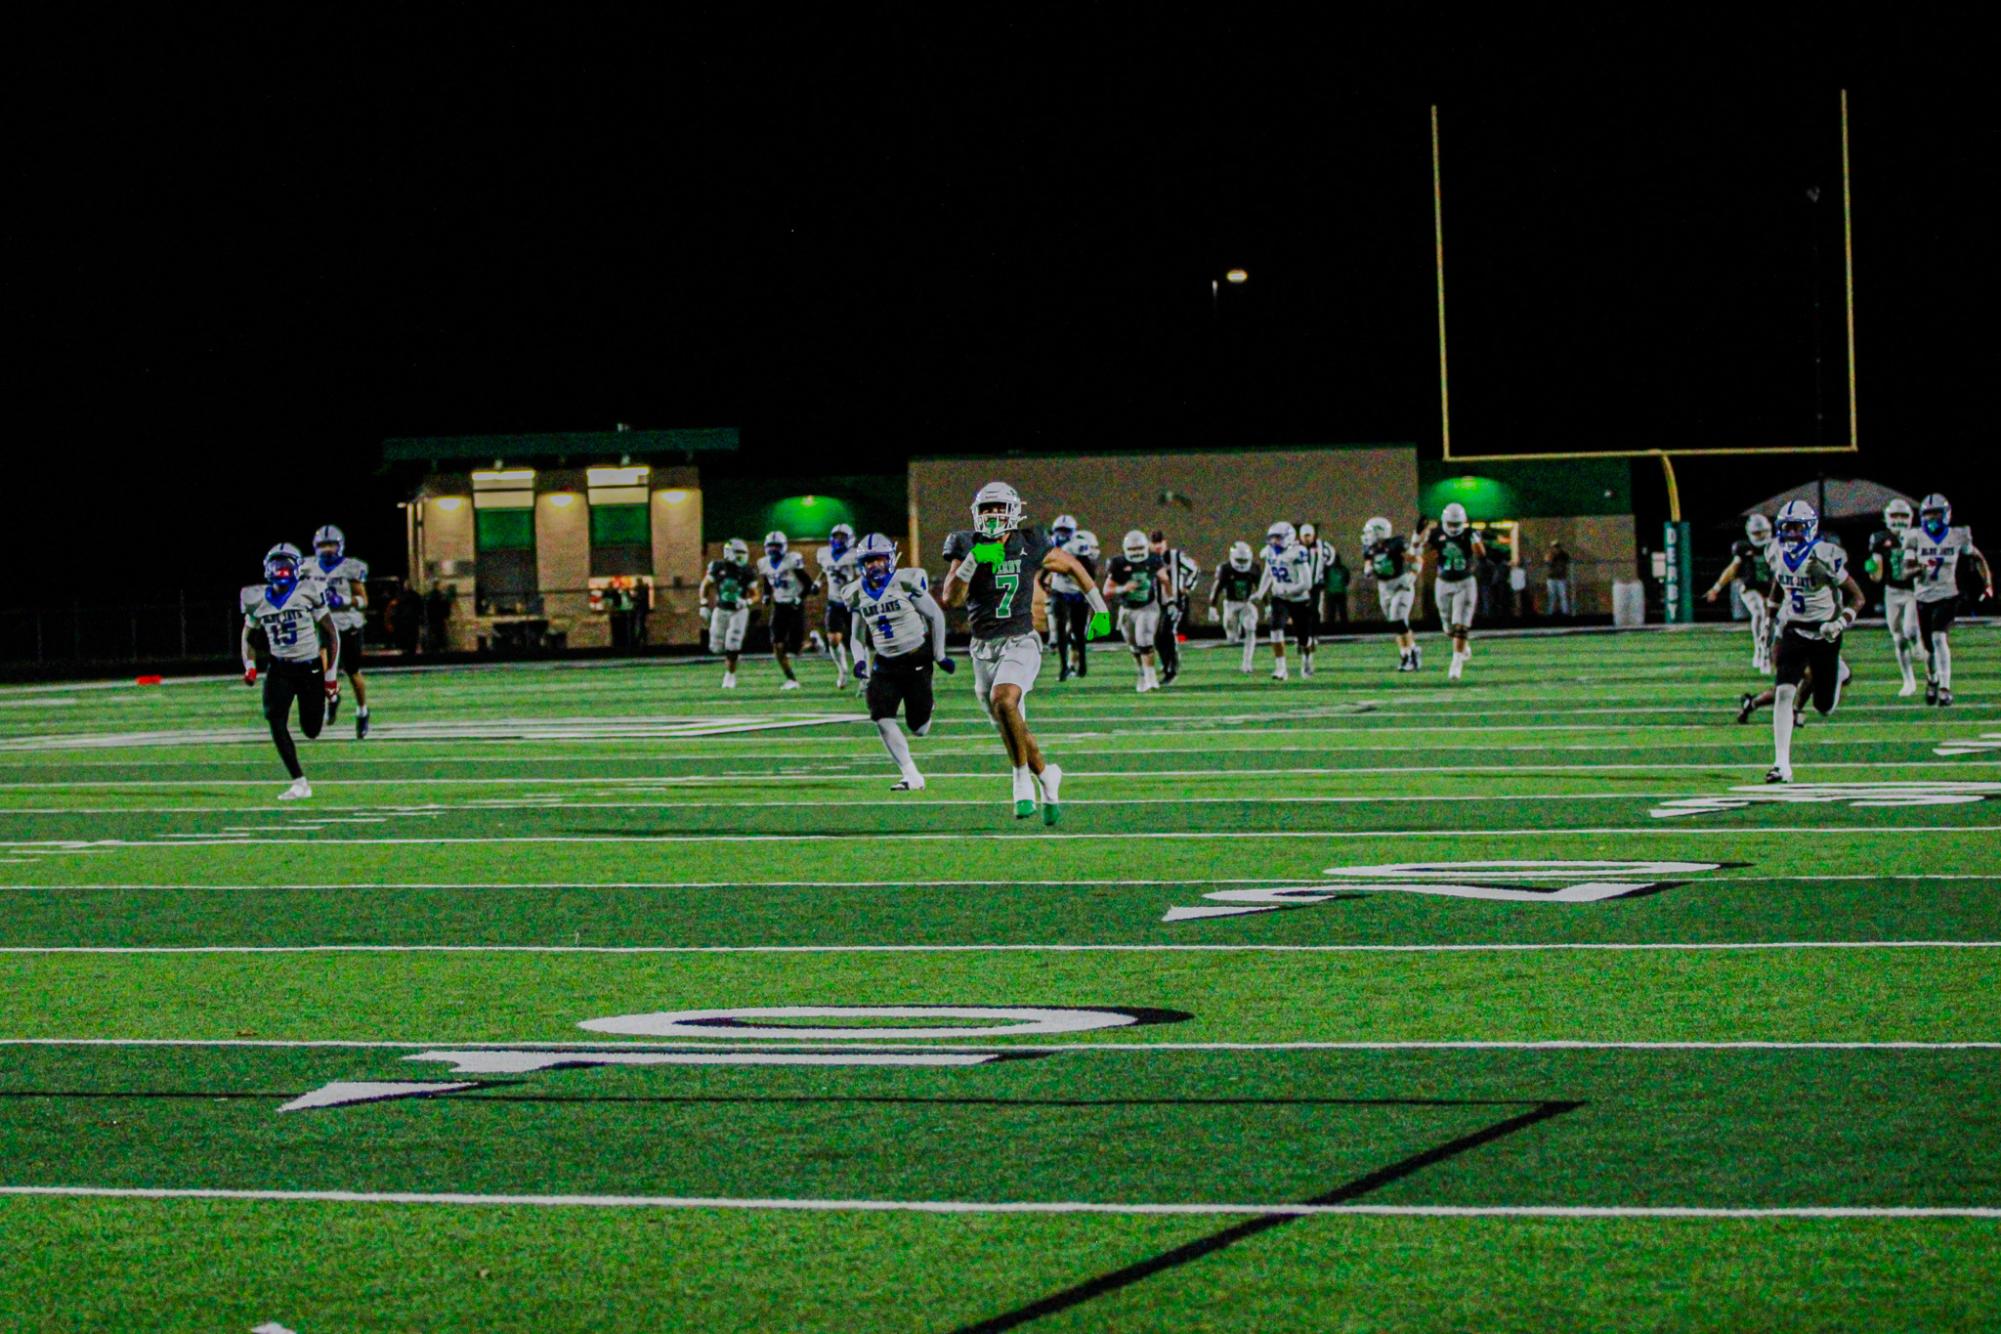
xmin=326 ymin=692 xmax=339 ymax=725
xmin=1925 ymin=680 xmax=1938 ymax=705
xmin=722 ymin=674 xmax=738 ymax=689
xmin=1938 ymin=687 xmax=1954 ymax=707
xmin=279 ymin=777 xmax=313 ymax=801
xmin=1736 ymin=693 xmax=1757 ymax=724
xmin=780 ymin=678 xmax=801 ymax=691
xmin=1764 ymin=765 xmax=1791 ymax=785
xmin=356 ymin=710 xmax=370 ymax=740
xmin=890 ymin=775 xmax=926 ymax=792
xmin=1898 ymin=679 xmax=1918 ymax=697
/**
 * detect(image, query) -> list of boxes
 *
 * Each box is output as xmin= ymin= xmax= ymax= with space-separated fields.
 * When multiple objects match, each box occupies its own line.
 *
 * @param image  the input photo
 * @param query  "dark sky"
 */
xmin=9 ymin=9 xmax=1994 ymax=598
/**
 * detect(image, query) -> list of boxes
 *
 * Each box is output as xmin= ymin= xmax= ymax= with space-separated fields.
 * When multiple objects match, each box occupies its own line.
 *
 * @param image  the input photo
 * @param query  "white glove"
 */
xmin=1817 ymin=619 xmax=1845 ymax=642
xmin=1208 ymin=606 xmax=1220 ymax=623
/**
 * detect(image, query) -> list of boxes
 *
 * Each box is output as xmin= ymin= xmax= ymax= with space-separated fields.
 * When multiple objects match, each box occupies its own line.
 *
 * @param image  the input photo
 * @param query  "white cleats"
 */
xmin=1764 ymin=764 xmax=1792 ymax=785
xmin=1898 ymin=679 xmax=1918 ymax=697
xmin=1271 ymin=668 xmax=1288 ymax=681
xmin=780 ymin=678 xmax=801 ymax=691
xmin=279 ymin=777 xmax=312 ymax=801
xmin=891 ymin=774 xmax=926 ymax=792
xmin=722 ymin=673 xmax=738 ymax=690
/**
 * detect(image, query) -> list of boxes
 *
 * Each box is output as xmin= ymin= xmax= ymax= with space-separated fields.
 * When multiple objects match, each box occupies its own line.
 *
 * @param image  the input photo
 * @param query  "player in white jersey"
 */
xmin=1208 ymin=541 xmax=1263 ymax=673
xmin=814 ymin=523 xmax=861 ymax=688
xmin=1256 ymin=521 xmax=1318 ymax=681
xmin=700 ymin=539 xmax=757 ymax=688
xmin=1760 ymin=501 xmax=1866 ymax=783
xmin=1903 ymin=493 xmax=1993 ymax=707
xmin=240 ymin=544 xmax=340 ymax=801
xmin=1041 ymin=514 xmax=1080 ymax=653
xmin=306 ymin=524 xmax=372 ymax=737
xmin=757 ymin=531 xmax=812 ymax=690
xmin=1421 ymin=503 xmax=1485 ymax=680
xmin=846 ymin=533 xmax=953 ymax=790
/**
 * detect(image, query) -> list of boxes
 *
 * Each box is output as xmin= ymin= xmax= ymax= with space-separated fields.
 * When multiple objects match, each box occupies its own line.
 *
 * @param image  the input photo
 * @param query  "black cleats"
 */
xmin=1764 ymin=764 xmax=1791 ymax=784
xmin=1926 ymin=680 xmax=1939 ymax=705
xmin=1938 ymin=687 xmax=1954 ymax=708
xmin=1736 ymin=693 xmax=1756 ymax=724
xmin=356 ymin=711 xmax=369 ymax=740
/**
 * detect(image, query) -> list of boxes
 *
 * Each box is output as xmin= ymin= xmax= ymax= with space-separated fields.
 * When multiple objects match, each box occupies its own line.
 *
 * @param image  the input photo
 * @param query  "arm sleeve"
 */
xmin=913 ymin=587 xmax=948 ymax=660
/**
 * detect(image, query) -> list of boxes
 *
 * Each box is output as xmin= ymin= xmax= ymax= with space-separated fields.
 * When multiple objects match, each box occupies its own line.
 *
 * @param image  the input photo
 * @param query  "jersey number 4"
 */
xmin=875 ymin=613 xmax=896 ymax=643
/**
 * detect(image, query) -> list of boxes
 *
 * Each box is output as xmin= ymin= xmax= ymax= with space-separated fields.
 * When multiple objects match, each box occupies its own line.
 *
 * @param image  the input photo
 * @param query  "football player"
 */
xmin=1041 ymin=514 xmax=1080 ymax=653
xmin=306 ymin=524 xmax=371 ymax=737
xmin=240 ymin=543 xmax=340 ymax=801
xmin=757 ymin=530 xmax=811 ymax=690
xmin=814 ymin=523 xmax=861 ymax=688
xmin=1705 ymin=514 xmax=1777 ymax=674
xmin=1359 ymin=516 xmax=1420 ymax=671
xmin=1043 ymin=516 xmax=1094 ymax=681
xmin=1423 ymin=503 xmax=1484 ymax=680
xmin=700 ymin=538 xmax=757 ymax=688
xmin=939 ymin=481 xmax=1109 ymax=822
xmin=1256 ymin=521 xmax=1318 ymax=680
xmin=1107 ymin=529 xmax=1167 ymax=693
xmin=1762 ymin=500 xmax=1866 ymax=783
xmin=846 ymin=533 xmax=952 ymax=790
xmin=1867 ymin=498 xmax=1923 ymax=696
xmin=1208 ymin=541 xmax=1263 ymax=673
xmin=1904 ymin=492 xmax=1993 ymax=707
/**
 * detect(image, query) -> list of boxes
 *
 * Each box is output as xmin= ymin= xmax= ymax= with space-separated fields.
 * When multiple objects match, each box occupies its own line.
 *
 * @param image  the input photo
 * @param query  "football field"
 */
xmin=1 ymin=625 xmax=1997 ymax=1331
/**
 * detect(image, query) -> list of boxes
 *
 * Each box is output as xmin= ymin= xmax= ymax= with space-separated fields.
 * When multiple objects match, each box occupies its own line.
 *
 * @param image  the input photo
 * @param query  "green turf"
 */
xmin=0 ymin=625 xmax=1996 ymax=1330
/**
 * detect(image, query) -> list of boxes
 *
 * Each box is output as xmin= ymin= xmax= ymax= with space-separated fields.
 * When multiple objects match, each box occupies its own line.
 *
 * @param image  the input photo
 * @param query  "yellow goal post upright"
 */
xmin=1430 ymin=93 xmax=1860 ymax=621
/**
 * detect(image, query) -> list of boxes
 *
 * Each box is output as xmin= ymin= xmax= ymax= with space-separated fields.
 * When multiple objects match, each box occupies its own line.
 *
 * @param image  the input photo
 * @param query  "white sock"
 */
xmin=1038 ymin=763 xmax=1063 ymax=803
xmin=1933 ymin=635 xmax=1951 ymax=688
xmin=1894 ymin=636 xmax=1914 ymax=684
xmin=1011 ymin=765 xmax=1034 ymax=802
xmin=876 ymin=719 xmax=917 ymax=780
xmin=1241 ymin=638 xmax=1256 ymax=671
xmin=357 ymin=706 xmax=368 ymax=718
xmin=1773 ymin=684 xmax=1796 ymax=769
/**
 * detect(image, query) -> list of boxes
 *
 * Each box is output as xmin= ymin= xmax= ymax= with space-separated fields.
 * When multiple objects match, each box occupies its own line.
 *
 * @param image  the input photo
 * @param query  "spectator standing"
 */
xmin=1545 ymin=541 xmax=1574 ymax=618
xmin=1321 ymin=549 xmax=1350 ymax=626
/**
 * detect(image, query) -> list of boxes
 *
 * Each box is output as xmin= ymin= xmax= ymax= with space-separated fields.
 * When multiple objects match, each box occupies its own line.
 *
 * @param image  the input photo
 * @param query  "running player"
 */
xmin=846 ymin=533 xmax=952 ymax=791
xmin=1423 ymin=503 xmax=1484 ymax=680
xmin=1867 ymin=498 xmax=1922 ymax=696
xmin=1107 ymin=529 xmax=1166 ymax=693
xmin=1763 ymin=500 xmax=1865 ymax=783
xmin=1705 ymin=514 xmax=1776 ymax=674
xmin=306 ymin=524 xmax=371 ymax=737
xmin=1256 ymin=521 xmax=1318 ymax=681
xmin=1044 ymin=516 xmax=1093 ymax=681
xmin=240 ymin=543 xmax=340 ymax=801
xmin=700 ymin=538 xmax=756 ymax=688
xmin=757 ymin=530 xmax=811 ymax=690
xmin=1150 ymin=530 xmax=1198 ymax=685
xmin=814 ymin=523 xmax=861 ymax=688
xmin=1359 ymin=516 xmax=1419 ymax=671
xmin=939 ymin=481 xmax=1109 ymax=822
xmin=1209 ymin=541 xmax=1262 ymax=673
xmin=1904 ymin=492 xmax=1993 ymax=707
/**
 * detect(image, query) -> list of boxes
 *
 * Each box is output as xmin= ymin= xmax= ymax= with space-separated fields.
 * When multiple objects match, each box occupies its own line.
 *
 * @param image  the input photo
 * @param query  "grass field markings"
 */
xmin=1651 ymin=782 xmax=2001 ymax=818
xmin=0 ymin=1185 xmax=1996 ymax=1218
xmin=7 ymin=825 xmax=1997 ymax=849
xmin=0 ymin=713 xmax=874 ymax=752
xmin=1163 ymin=859 xmax=1728 ymax=920
xmin=949 ymin=1100 xmax=1586 ymax=1331
xmin=3 ymin=941 xmax=1996 ymax=956
xmin=1936 ymin=733 xmax=2001 ymax=756
xmin=10 ymin=1038 xmax=2001 ymax=1053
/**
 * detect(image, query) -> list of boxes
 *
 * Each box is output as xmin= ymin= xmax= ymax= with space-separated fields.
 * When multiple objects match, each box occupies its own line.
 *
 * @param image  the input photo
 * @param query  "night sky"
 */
xmin=10 ymin=9 xmax=1994 ymax=599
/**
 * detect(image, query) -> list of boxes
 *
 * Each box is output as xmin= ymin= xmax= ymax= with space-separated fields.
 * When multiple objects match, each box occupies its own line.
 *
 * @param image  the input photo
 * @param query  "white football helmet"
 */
xmin=1441 ymin=502 xmax=1469 ymax=535
xmin=1071 ymin=529 xmax=1100 ymax=558
xmin=1745 ymin=514 xmax=1773 ymax=543
xmin=1775 ymin=499 xmax=1818 ymax=552
xmin=1122 ymin=529 xmax=1150 ymax=560
xmin=1266 ymin=520 xmax=1296 ymax=551
xmin=827 ymin=523 xmax=855 ymax=551
xmin=1051 ymin=513 xmax=1079 ymax=543
xmin=971 ymin=481 xmax=1025 ymax=538
xmin=263 ymin=542 xmax=303 ymax=587
xmin=312 ymin=524 xmax=345 ymax=558
xmin=763 ymin=531 xmax=788 ymax=560
xmin=1882 ymin=499 xmax=1914 ymax=533
xmin=724 ymin=538 xmax=750 ymax=564
xmin=1919 ymin=493 xmax=1951 ymax=535
xmin=1361 ymin=516 xmax=1392 ymax=547
xmin=1229 ymin=541 xmax=1254 ymax=571
xmin=855 ymin=532 xmax=897 ymax=587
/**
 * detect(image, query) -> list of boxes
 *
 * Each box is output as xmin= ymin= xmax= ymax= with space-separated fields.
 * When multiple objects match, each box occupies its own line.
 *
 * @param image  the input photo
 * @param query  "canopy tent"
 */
xmin=1742 ymin=478 xmax=1912 ymax=523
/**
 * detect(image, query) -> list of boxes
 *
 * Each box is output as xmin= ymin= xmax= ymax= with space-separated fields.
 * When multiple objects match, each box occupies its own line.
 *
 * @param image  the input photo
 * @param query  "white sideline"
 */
xmin=4 ymin=1038 xmax=1997 ymax=1053
xmin=1 ymin=940 xmax=1996 ymax=956
xmin=0 ymin=873 xmax=1992 ymax=891
xmin=5 ymin=826 xmax=1998 ymax=848
xmin=0 ymin=1185 xmax=1993 ymax=1218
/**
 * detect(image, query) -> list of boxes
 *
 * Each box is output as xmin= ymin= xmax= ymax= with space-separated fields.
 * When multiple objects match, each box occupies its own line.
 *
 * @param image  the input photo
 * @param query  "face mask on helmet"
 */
xmin=1229 ymin=544 xmax=1253 ymax=571
xmin=1920 ymin=499 xmax=1950 ymax=537
xmin=829 ymin=526 xmax=853 ymax=555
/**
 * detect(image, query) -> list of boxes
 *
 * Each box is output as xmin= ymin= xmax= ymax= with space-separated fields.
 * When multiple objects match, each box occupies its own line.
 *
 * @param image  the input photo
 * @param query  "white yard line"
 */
xmin=4 ymin=826 xmax=1996 ymax=849
xmin=4 ymin=1038 xmax=1996 ymax=1053
xmin=1 ymin=940 xmax=1994 ymax=956
xmin=0 ymin=1185 xmax=1992 ymax=1218
xmin=0 ymin=873 xmax=1992 ymax=891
